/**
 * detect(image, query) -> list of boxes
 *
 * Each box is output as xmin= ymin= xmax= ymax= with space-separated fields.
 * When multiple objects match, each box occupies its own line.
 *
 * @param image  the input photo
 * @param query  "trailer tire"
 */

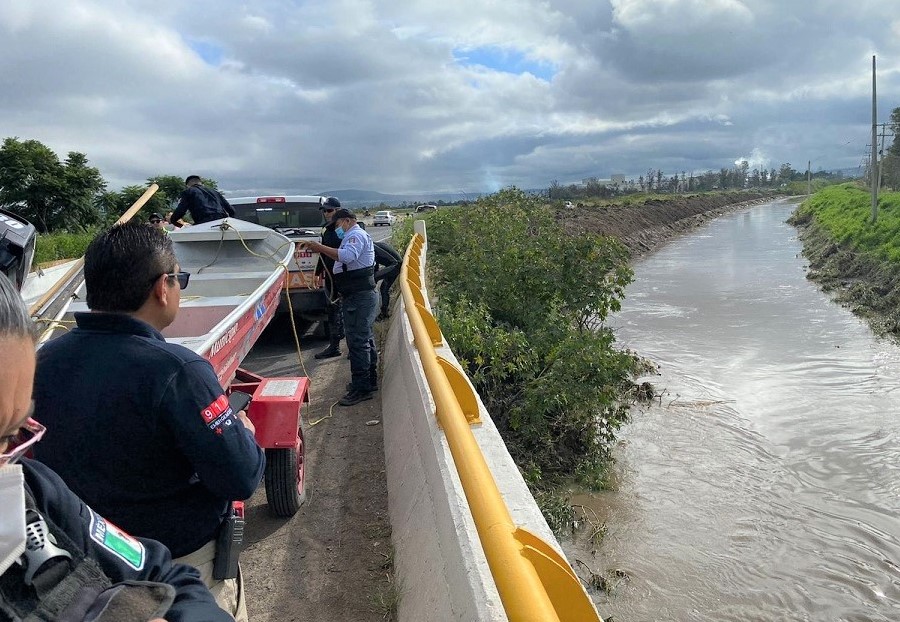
xmin=264 ymin=433 xmax=306 ymax=517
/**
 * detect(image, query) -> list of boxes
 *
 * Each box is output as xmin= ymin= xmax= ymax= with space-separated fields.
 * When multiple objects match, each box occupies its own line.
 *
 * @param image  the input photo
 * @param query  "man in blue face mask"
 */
xmin=301 ymin=209 xmax=378 ymax=405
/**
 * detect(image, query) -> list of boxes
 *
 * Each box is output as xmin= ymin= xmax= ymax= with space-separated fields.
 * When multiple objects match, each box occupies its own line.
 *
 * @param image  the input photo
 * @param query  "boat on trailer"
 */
xmin=45 ymin=218 xmax=292 ymax=385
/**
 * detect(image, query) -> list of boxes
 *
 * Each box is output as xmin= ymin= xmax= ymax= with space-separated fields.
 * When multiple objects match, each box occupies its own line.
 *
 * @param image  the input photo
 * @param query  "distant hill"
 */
xmin=319 ymin=188 xmax=484 ymax=207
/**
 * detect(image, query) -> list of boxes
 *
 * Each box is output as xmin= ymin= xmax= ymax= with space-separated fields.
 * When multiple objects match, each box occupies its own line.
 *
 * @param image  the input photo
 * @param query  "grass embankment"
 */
xmin=789 ymin=183 xmax=900 ymax=335
xmin=33 ymin=231 xmax=95 ymax=266
xmin=393 ymin=189 xmax=654 ymax=530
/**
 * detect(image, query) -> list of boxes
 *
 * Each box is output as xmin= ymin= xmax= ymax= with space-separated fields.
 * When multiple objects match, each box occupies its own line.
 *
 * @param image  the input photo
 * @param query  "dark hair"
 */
xmin=84 ymin=222 xmax=177 ymax=312
xmin=0 ymin=273 xmax=36 ymax=342
xmin=185 ymin=175 xmax=202 ymax=185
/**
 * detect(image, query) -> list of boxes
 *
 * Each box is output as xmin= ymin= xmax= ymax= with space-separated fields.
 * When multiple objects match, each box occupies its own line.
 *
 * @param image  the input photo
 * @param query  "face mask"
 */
xmin=0 ymin=464 xmax=26 ymax=575
xmin=335 ymin=226 xmax=345 ymax=240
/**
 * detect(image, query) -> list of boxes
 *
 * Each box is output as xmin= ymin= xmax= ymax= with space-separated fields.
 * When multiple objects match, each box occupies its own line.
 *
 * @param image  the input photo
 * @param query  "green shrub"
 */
xmin=34 ymin=230 xmax=96 ymax=265
xmin=425 ymin=188 xmax=651 ymax=491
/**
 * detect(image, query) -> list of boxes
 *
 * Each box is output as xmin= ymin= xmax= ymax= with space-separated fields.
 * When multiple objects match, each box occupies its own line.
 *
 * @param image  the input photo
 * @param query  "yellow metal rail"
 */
xmin=400 ymin=226 xmax=601 ymax=622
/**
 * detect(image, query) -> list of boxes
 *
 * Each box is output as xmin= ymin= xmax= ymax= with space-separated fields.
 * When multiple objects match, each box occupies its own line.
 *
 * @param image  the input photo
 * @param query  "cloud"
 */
xmin=0 ymin=0 xmax=897 ymax=195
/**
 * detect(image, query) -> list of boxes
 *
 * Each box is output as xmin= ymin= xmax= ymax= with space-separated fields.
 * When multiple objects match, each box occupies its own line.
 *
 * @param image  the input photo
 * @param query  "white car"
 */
xmin=373 ymin=210 xmax=396 ymax=226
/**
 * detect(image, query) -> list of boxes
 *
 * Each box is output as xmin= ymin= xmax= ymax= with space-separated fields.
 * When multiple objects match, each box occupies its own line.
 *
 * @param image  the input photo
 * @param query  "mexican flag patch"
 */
xmin=88 ymin=510 xmax=146 ymax=571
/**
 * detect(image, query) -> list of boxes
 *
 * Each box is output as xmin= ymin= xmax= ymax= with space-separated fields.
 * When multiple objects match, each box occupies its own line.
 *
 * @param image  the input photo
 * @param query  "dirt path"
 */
xmin=239 ymin=316 xmax=394 ymax=621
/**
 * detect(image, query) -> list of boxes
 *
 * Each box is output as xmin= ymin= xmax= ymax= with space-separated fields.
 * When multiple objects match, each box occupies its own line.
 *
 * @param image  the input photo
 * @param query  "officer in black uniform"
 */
xmin=0 ymin=268 xmax=230 ymax=621
xmin=169 ymin=175 xmax=235 ymax=226
xmin=313 ymin=197 xmax=344 ymax=359
xmin=32 ymin=222 xmax=263 ymax=621
xmin=373 ymin=240 xmax=402 ymax=320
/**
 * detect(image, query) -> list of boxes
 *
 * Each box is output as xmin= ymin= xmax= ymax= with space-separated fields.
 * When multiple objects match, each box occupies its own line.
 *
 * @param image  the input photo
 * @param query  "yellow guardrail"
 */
xmin=399 ymin=224 xmax=602 ymax=622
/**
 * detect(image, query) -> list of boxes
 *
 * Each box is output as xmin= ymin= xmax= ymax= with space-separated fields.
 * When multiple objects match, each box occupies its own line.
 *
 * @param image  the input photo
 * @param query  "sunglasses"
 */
xmin=323 ymin=208 xmax=335 ymax=214
xmin=149 ymin=219 xmax=162 ymax=224
xmin=0 ymin=409 xmax=45 ymax=467
xmin=150 ymin=271 xmax=190 ymax=289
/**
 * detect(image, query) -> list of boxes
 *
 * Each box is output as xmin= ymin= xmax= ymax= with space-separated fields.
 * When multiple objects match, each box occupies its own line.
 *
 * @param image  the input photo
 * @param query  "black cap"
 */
xmin=149 ymin=212 xmax=163 ymax=221
xmin=320 ymin=196 xmax=341 ymax=210
xmin=332 ymin=208 xmax=356 ymax=221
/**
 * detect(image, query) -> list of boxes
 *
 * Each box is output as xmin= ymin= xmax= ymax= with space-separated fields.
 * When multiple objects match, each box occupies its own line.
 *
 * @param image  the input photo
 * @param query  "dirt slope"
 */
xmin=559 ymin=191 xmax=777 ymax=256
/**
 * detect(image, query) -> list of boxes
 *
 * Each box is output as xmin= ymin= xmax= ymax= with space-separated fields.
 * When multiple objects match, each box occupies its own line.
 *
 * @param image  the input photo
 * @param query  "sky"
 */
xmin=1 ymin=0 xmax=899 ymax=197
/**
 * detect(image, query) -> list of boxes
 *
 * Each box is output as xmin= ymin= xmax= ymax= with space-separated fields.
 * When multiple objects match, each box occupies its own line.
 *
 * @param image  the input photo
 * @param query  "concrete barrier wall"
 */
xmin=380 ymin=231 xmax=576 ymax=621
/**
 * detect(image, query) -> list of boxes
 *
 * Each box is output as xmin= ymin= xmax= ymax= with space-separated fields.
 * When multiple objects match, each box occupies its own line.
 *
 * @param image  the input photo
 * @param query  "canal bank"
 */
xmin=559 ymin=190 xmax=780 ymax=256
xmin=788 ymin=184 xmax=900 ymax=339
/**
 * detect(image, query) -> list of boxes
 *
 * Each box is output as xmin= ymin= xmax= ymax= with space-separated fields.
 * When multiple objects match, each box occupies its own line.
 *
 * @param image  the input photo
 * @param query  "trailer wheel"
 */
xmin=264 ymin=432 xmax=306 ymax=517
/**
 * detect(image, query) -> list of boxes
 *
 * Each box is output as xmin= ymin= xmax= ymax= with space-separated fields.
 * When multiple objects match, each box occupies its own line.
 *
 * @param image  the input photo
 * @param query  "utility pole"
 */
xmin=871 ymin=55 xmax=879 ymax=223
xmin=807 ymin=160 xmax=811 ymax=195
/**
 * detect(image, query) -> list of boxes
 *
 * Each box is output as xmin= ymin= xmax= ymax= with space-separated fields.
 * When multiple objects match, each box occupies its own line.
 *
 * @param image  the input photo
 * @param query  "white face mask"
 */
xmin=0 ymin=464 xmax=26 ymax=575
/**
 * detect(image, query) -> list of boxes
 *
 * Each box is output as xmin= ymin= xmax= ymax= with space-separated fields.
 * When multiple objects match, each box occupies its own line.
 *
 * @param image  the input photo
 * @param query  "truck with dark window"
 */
xmin=229 ymin=195 xmax=330 ymax=321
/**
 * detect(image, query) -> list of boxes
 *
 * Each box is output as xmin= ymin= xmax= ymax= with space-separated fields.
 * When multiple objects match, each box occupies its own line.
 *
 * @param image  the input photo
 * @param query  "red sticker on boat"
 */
xmin=201 ymin=395 xmax=229 ymax=424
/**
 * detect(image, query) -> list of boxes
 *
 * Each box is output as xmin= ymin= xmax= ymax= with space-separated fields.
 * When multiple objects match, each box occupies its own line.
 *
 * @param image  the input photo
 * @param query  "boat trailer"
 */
xmin=229 ymin=369 xmax=309 ymax=517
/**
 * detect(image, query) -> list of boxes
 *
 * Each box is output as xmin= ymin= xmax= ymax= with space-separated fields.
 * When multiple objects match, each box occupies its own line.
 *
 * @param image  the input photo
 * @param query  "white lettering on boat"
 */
xmin=211 ymin=324 xmax=240 ymax=357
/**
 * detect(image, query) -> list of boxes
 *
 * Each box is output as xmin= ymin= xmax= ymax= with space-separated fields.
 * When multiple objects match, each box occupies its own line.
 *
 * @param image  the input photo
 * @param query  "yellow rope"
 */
xmin=218 ymin=222 xmax=331 ymax=426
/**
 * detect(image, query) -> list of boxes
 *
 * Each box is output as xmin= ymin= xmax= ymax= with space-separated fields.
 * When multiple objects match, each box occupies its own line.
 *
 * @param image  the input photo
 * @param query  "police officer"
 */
xmin=32 ymin=222 xmax=264 ymax=621
xmin=313 ymin=197 xmax=344 ymax=359
xmin=0 ymin=272 xmax=231 ymax=622
xmin=169 ymin=175 xmax=235 ymax=226
xmin=302 ymin=209 xmax=378 ymax=406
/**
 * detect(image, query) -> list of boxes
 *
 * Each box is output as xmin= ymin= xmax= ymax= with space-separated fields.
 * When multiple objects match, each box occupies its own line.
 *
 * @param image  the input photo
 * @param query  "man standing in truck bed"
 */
xmin=169 ymin=175 xmax=235 ymax=226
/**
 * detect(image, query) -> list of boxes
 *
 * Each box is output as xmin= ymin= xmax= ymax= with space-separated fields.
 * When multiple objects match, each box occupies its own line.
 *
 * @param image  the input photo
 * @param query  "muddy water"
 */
xmin=575 ymin=199 xmax=900 ymax=621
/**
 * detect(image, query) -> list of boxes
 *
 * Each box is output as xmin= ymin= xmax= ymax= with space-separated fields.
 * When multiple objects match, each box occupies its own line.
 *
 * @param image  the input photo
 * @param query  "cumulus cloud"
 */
xmin=0 ymin=0 xmax=897 ymax=195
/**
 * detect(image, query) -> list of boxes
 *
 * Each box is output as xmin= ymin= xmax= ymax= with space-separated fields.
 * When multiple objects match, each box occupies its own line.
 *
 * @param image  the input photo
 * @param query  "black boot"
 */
xmin=314 ymin=343 xmax=341 ymax=359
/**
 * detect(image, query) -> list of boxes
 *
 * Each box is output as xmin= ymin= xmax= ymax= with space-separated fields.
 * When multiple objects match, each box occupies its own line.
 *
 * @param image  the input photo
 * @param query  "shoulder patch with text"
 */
xmin=88 ymin=510 xmax=146 ymax=570
xmin=200 ymin=394 xmax=236 ymax=434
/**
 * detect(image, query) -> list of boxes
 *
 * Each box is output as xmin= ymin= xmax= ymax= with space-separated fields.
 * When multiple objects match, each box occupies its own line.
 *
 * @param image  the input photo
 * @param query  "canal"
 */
xmin=576 ymin=199 xmax=900 ymax=621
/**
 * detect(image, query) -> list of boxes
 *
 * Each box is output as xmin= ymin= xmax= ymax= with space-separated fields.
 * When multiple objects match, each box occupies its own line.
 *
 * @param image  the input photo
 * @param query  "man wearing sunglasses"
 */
xmin=0 ymin=272 xmax=232 ymax=621
xmin=313 ymin=196 xmax=345 ymax=359
xmin=31 ymin=222 xmax=264 ymax=621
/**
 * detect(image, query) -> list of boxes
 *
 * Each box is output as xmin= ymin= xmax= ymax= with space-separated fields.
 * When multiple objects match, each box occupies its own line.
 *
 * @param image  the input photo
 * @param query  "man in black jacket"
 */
xmin=32 ymin=223 xmax=263 ymax=621
xmin=0 ymin=272 xmax=231 ymax=622
xmin=374 ymin=240 xmax=402 ymax=320
xmin=313 ymin=197 xmax=344 ymax=359
xmin=169 ymin=175 xmax=234 ymax=226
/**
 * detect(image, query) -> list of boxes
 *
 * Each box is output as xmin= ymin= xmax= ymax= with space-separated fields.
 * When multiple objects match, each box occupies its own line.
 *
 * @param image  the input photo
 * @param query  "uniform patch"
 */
xmin=201 ymin=395 xmax=230 ymax=424
xmin=88 ymin=510 xmax=146 ymax=570
xmin=201 ymin=394 xmax=236 ymax=432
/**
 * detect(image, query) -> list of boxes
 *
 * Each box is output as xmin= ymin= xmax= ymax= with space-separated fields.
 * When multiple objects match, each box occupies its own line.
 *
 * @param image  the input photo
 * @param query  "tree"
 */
xmin=0 ymin=138 xmax=106 ymax=232
xmin=548 ymin=179 xmax=560 ymax=200
xmin=778 ymin=163 xmax=796 ymax=184
xmin=882 ymin=107 xmax=900 ymax=189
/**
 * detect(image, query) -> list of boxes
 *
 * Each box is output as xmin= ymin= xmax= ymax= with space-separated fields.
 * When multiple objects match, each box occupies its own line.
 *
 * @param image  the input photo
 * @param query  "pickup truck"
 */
xmin=228 ymin=195 xmax=331 ymax=321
